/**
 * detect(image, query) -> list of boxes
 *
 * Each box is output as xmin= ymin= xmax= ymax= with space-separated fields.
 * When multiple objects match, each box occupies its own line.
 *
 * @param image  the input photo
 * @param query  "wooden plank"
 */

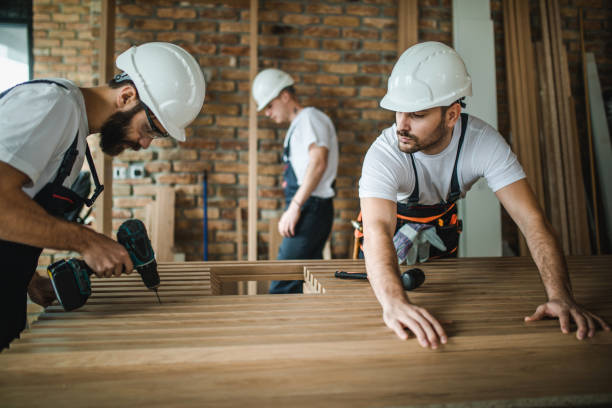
xmin=539 ymin=0 xmax=570 ymax=253
xmin=580 ymin=9 xmax=601 ymax=254
xmin=151 ymin=186 xmax=175 ymax=262
xmin=95 ymin=0 xmax=115 ymax=237
xmin=247 ymin=0 xmax=258 ymax=262
xmin=1 ymin=257 xmax=611 ymax=407
xmin=397 ymin=0 xmax=418 ymax=55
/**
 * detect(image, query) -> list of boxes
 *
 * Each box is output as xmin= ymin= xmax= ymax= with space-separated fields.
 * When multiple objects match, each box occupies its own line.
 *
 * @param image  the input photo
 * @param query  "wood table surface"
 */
xmin=1 ymin=256 xmax=611 ymax=407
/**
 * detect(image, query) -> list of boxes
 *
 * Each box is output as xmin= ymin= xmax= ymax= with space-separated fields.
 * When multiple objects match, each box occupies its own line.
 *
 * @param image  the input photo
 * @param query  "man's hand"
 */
xmin=80 ymin=230 xmax=134 ymax=278
xmin=27 ymin=272 xmax=56 ymax=307
xmin=278 ymin=202 xmax=301 ymax=238
xmin=383 ymin=301 xmax=448 ymax=348
xmin=525 ymin=299 xmax=611 ymax=339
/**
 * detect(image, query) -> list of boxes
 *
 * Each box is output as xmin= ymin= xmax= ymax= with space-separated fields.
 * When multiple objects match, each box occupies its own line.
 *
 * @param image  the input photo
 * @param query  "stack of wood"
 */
xmin=503 ymin=0 xmax=591 ymax=255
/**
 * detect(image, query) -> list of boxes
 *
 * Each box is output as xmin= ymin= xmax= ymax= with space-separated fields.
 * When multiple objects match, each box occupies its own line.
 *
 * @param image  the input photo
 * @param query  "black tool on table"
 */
xmin=47 ymin=219 xmax=161 ymax=311
xmin=334 ymin=268 xmax=425 ymax=291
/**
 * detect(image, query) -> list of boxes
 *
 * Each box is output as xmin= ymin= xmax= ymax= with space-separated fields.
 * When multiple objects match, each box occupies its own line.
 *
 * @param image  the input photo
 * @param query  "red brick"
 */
xmin=219 ymin=22 xmax=249 ymax=33
xmin=322 ymin=63 xmax=359 ymax=74
xmin=118 ymin=4 xmax=152 ymax=16
xmin=323 ymin=16 xmax=360 ymax=27
xmin=283 ymin=37 xmax=319 ymax=49
xmin=320 ymin=86 xmax=357 ymax=97
xmin=133 ymin=19 xmax=174 ymax=30
xmin=52 ymin=13 xmax=79 ymax=23
xmin=303 ymin=26 xmax=341 ymax=37
xmin=157 ymin=147 xmax=198 ymax=160
xmin=342 ymin=28 xmax=379 ymax=40
xmin=283 ymin=14 xmax=320 ymax=25
xmin=322 ymin=39 xmax=359 ymax=51
xmin=200 ymin=8 xmax=240 ymax=19
xmin=304 ymin=50 xmax=342 ymax=61
xmin=263 ymin=2 xmax=303 ymax=13
xmin=346 ymin=4 xmax=380 ymax=16
xmin=302 ymin=74 xmax=340 ymax=85
xmin=215 ymin=162 xmax=249 ymax=173
xmin=306 ymin=4 xmax=342 ymax=14
xmin=157 ymin=32 xmax=197 ymax=42
xmin=156 ymin=174 xmax=197 ymax=185
xmin=363 ymin=17 xmax=395 ymax=29
xmin=157 ymin=8 xmax=197 ymax=19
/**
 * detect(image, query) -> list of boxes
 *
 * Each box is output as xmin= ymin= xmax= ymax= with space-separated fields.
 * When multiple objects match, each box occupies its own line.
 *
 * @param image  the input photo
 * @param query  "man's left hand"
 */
xmin=525 ymin=299 xmax=611 ymax=339
xmin=27 ymin=272 xmax=57 ymax=307
xmin=278 ymin=204 xmax=300 ymax=237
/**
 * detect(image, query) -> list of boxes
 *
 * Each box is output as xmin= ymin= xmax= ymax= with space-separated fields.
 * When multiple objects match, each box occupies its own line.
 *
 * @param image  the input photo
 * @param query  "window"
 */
xmin=0 ymin=0 xmax=33 ymax=92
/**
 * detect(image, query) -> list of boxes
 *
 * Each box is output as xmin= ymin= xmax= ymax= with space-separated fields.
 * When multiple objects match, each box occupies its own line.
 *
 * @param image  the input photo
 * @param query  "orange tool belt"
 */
xmin=353 ymin=202 xmax=462 ymax=260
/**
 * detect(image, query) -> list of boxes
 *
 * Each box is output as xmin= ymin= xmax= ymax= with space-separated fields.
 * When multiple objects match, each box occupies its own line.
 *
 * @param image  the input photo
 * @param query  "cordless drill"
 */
xmin=47 ymin=219 xmax=161 ymax=311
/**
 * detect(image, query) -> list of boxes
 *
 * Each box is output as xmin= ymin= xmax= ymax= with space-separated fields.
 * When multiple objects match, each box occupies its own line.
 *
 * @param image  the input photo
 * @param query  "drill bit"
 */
xmin=153 ymin=288 xmax=162 ymax=304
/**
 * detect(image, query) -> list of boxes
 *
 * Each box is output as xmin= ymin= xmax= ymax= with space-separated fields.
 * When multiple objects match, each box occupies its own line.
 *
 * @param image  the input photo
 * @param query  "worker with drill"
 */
xmin=359 ymin=41 xmax=610 ymax=348
xmin=0 ymin=42 xmax=206 ymax=350
xmin=252 ymin=69 xmax=339 ymax=294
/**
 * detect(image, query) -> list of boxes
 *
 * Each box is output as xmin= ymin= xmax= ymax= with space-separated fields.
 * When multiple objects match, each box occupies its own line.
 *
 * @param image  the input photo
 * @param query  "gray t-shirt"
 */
xmin=0 ymin=79 xmax=88 ymax=198
xmin=285 ymin=107 xmax=338 ymax=199
xmin=359 ymin=115 xmax=525 ymax=204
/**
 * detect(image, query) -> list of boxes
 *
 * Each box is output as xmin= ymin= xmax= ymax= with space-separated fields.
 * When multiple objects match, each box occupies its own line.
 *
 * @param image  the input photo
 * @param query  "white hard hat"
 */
xmin=380 ymin=41 xmax=472 ymax=113
xmin=252 ymin=68 xmax=294 ymax=112
xmin=116 ymin=42 xmax=206 ymax=142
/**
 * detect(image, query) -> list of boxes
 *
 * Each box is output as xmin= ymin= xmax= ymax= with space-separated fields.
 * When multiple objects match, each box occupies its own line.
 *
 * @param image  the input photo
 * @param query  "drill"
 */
xmin=47 ymin=219 xmax=161 ymax=311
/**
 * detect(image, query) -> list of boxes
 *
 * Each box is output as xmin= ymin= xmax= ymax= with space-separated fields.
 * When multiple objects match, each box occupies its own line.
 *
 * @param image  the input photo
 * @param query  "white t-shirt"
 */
xmin=0 ymin=79 xmax=88 ymax=198
xmin=284 ymin=107 xmax=338 ymax=199
xmin=359 ymin=115 xmax=525 ymax=204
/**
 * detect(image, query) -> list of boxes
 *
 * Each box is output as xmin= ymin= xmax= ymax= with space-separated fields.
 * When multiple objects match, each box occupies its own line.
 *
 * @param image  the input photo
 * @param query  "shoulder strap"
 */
xmin=0 ymin=79 xmax=68 ymax=100
xmin=407 ymin=153 xmax=419 ymax=204
xmin=448 ymin=113 xmax=469 ymax=203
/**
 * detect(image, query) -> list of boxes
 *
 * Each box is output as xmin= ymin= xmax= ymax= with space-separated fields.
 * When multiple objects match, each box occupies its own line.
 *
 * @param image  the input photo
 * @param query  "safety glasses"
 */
xmin=142 ymin=102 xmax=170 ymax=139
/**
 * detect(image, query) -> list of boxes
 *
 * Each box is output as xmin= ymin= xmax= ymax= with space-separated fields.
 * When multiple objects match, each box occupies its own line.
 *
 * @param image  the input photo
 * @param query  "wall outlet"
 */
xmin=113 ymin=167 xmax=126 ymax=179
xmin=128 ymin=163 xmax=145 ymax=179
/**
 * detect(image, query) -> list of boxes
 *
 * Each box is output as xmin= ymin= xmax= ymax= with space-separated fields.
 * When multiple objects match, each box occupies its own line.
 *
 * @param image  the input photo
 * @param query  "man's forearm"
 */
xmin=291 ymin=157 xmax=326 ymax=207
xmin=522 ymin=216 xmax=573 ymax=301
xmin=0 ymin=189 xmax=90 ymax=253
xmin=364 ymin=231 xmax=409 ymax=309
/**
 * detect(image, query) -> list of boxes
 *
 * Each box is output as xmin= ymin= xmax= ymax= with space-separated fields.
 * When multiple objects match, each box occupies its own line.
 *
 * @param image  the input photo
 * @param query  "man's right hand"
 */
xmin=80 ymin=231 xmax=134 ymax=278
xmin=382 ymin=300 xmax=448 ymax=348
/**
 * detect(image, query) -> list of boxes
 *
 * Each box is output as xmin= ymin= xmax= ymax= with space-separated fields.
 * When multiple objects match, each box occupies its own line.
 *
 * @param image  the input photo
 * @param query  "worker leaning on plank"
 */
xmin=252 ymin=69 xmax=339 ymax=294
xmin=0 ymin=42 xmax=206 ymax=350
xmin=358 ymin=41 xmax=610 ymax=348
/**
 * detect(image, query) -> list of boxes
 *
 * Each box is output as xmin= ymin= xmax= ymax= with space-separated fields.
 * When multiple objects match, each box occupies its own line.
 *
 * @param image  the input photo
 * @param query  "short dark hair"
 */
xmin=108 ymin=76 xmax=135 ymax=89
xmin=280 ymin=85 xmax=296 ymax=98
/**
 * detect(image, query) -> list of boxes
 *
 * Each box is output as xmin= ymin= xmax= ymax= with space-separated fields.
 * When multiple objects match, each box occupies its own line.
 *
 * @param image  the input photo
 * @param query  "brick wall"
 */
xmin=32 ymin=0 xmax=611 ymax=263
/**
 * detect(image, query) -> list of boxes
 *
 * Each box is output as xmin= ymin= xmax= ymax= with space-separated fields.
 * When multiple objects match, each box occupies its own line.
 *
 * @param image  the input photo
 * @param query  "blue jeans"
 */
xmin=270 ymin=197 xmax=333 ymax=294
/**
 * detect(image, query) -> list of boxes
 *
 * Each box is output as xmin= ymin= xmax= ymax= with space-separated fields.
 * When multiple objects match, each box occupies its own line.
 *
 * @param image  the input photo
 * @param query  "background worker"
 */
xmin=0 ymin=42 xmax=206 ymax=350
xmin=252 ymin=68 xmax=338 ymax=294
xmin=359 ymin=41 xmax=610 ymax=348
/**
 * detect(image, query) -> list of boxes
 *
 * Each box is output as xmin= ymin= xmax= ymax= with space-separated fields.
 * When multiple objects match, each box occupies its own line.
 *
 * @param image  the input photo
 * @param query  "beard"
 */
xmin=397 ymin=115 xmax=447 ymax=154
xmin=99 ymin=104 xmax=143 ymax=156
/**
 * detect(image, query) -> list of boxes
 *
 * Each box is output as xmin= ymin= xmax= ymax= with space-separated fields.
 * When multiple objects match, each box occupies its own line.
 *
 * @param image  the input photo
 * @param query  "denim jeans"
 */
xmin=270 ymin=197 xmax=333 ymax=294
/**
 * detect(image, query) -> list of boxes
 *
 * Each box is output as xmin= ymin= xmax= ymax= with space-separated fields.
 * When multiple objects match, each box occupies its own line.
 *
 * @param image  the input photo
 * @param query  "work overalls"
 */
xmin=0 ymin=80 xmax=103 ymax=350
xmin=356 ymin=113 xmax=469 ymax=260
xmin=271 ymin=126 xmax=334 ymax=294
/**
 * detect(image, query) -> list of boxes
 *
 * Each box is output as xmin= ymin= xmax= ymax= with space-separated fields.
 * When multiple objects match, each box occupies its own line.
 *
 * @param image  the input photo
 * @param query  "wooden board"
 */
xmin=1 ymin=256 xmax=611 ymax=407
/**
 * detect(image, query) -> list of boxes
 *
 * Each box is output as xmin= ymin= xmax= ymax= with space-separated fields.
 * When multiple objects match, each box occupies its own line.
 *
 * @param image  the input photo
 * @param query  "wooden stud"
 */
xmin=247 ymin=0 xmax=258 ymax=262
xmin=95 ymin=0 xmax=115 ymax=237
xmin=580 ymin=8 xmax=601 ymax=254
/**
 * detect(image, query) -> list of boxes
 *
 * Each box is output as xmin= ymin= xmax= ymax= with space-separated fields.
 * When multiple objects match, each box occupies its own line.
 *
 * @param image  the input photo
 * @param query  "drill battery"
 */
xmin=47 ymin=258 xmax=93 ymax=311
